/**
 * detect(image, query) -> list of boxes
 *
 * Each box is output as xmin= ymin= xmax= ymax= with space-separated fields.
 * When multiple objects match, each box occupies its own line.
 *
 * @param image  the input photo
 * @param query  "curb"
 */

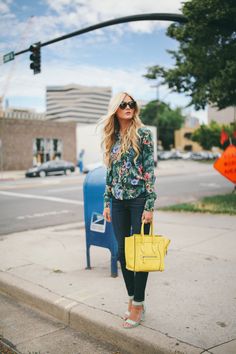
xmin=0 ymin=272 xmax=202 ymax=354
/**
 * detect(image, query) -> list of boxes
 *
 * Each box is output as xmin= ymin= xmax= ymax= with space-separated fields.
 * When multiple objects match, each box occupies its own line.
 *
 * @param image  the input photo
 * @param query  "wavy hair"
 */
xmin=100 ymin=92 xmax=143 ymax=167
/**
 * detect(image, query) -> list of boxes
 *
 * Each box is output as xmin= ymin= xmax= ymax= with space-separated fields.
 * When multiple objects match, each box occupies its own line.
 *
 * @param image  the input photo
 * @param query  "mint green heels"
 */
xmin=123 ymin=302 xmax=146 ymax=329
xmin=124 ymin=310 xmax=131 ymax=320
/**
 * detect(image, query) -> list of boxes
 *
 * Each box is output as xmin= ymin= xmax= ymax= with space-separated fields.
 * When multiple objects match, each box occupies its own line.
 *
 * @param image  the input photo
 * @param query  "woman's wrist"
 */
xmin=104 ymin=201 xmax=110 ymax=209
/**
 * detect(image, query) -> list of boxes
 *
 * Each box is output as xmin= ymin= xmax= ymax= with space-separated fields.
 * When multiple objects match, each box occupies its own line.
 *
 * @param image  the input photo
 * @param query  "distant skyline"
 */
xmin=0 ymin=0 xmax=207 ymax=123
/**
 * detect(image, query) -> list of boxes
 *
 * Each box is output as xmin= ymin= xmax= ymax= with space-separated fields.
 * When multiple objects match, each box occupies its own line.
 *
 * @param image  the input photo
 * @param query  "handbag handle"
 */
xmin=140 ymin=221 xmax=154 ymax=237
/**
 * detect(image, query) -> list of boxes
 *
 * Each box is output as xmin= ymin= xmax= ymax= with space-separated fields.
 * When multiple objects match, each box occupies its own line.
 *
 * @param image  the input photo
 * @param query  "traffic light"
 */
xmin=29 ymin=42 xmax=41 ymax=74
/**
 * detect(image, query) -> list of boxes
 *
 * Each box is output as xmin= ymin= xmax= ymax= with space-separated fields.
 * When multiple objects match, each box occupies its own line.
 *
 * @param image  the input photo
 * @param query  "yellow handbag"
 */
xmin=125 ymin=222 xmax=170 ymax=272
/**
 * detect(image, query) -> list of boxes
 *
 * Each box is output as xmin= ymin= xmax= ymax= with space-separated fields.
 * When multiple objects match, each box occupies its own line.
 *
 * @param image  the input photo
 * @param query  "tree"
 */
xmin=191 ymin=121 xmax=235 ymax=150
xmin=140 ymin=100 xmax=185 ymax=150
xmin=144 ymin=0 xmax=236 ymax=110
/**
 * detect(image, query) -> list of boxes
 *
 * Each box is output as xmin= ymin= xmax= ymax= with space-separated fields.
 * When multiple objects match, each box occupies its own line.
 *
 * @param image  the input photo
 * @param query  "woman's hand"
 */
xmin=142 ymin=210 xmax=153 ymax=224
xmin=103 ymin=207 xmax=111 ymax=222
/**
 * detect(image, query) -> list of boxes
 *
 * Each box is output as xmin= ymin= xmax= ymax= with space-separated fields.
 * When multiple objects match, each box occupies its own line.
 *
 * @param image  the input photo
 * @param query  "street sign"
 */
xmin=3 ymin=51 xmax=15 ymax=63
xmin=214 ymin=144 xmax=236 ymax=184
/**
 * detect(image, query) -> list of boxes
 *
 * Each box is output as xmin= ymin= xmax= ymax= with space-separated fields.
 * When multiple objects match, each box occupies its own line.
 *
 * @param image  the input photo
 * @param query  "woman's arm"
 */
xmin=142 ymin=129 xmax=157 ymax=212
xmin=103 ymin=167 xmax=112 ymax=222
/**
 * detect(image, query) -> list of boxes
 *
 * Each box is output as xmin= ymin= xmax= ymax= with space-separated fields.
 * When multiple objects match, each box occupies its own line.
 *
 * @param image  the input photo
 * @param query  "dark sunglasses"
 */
xmin=119 ymin=101 xmax=136 ymax=110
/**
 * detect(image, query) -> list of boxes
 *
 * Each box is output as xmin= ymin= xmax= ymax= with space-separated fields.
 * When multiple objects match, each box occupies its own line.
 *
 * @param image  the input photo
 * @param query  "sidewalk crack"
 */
xmin=5 ymin=263 xmax=34 ymax=271
xmin=16 ymin=326 xmax=68 ymax=346
xmin=206 ymin=338 xmax=236 ymax=352
xmin=133 ymin=323 xmax=204 ymax=351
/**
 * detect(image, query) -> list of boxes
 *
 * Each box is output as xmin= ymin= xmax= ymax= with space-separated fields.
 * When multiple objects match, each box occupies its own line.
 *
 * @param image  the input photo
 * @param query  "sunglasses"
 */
xmin=119 ymin=101 xmax=136 ymax=110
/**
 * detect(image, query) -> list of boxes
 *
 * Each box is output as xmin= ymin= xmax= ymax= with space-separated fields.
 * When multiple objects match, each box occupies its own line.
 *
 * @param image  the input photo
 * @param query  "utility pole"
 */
xmin=150 ymin=81 xmax=162 ymax=142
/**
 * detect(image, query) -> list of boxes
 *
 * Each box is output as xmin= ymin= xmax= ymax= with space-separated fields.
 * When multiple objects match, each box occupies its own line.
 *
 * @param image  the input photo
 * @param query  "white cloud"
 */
xmin=188 ymin=108 xmax=208 ymax=124
xmin=1 ymin=59 xmax=152 ymax=99
xmin=0 ymin=0 xmax=12 ymax=14
xmin=1 ymin=57 xmax=207 ymax=124
xmin=44 ymin=0 xmax=185 ymax=34
xmin=0 ymin=0 xmax=208 ymax=123
xmin=1 ymin=0 xmax=186 ymax=56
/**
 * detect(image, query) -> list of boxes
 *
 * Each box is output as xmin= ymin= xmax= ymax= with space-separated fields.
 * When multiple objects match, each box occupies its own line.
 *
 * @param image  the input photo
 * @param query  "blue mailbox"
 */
xmin=83 ymin=166 xmax=118 ymax=277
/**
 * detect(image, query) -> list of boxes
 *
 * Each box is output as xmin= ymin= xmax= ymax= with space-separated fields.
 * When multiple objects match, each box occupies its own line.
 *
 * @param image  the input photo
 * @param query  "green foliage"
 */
xmin=191 ymin=120 xmax=235 ymax=150
xmin=140 ymin=100 xmax=185 ymax=150
xmin=144 ymin=0 xmax=236 ymax=110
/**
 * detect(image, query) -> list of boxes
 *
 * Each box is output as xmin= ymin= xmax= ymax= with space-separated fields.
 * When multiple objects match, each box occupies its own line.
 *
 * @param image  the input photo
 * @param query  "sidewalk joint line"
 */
xmin=142 ymin=323 xmax=204 ymax=351
xmin=5 ymin=263 xmax=34 ymax=272
xmin=16 ymin=325 xmax=68 ymax=346
xmin=206 ymin=337 xmax=236 ymax=351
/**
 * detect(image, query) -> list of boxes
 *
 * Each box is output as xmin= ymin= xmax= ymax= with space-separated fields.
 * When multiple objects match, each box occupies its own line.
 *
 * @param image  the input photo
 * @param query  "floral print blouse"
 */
xmin=104 ymin=127 xmax=157 ymax=211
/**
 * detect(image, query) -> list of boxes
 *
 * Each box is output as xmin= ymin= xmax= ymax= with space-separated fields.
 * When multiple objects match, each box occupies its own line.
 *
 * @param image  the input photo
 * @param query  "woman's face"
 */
xmin=116 ymin=95 xmax=136 ymax=122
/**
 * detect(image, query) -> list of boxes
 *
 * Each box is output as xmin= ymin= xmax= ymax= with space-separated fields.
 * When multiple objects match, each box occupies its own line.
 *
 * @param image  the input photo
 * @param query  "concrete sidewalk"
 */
xmin=0 ymin=211 xmax=236 ymax=354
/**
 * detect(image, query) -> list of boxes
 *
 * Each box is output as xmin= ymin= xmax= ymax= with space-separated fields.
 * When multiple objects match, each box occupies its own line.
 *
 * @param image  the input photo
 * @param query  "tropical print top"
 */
xmin=104 ymin=127 xmax=157 ymax=211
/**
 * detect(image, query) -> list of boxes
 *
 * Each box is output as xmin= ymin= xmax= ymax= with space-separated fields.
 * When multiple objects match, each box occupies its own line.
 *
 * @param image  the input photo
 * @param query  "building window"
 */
xmin=184 ymin=145 xmax=193 ymax=151
xmin=184 ymin=132 xmax=193 ymax=140
xmin=33 ymin=138 xmax=62 ymax=165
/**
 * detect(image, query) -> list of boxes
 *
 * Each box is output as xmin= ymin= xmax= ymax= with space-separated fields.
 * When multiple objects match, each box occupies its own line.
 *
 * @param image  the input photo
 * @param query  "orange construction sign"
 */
xmin=214 ymin=144 xmax=236 ymax=184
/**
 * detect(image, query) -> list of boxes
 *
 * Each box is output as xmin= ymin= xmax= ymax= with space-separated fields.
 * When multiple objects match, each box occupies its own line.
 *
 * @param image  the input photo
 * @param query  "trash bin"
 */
xmin=83 ymin=166 xmax=118 ymax=277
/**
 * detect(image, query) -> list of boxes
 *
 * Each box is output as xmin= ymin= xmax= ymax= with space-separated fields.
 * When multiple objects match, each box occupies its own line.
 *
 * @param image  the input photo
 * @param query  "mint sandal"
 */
xmin=124 ymin=296 xmax=134 ymax=320
xmin=123 ymin=318 xmax=141 ymax=328
xmin=124 ymin=310 xmax=130 ymax=320
xmin=123 ymin=302 xmax=146 ymax=329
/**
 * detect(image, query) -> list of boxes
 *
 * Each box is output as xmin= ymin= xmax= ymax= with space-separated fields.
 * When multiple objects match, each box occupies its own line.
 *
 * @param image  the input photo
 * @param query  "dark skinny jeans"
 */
xmin=111 ymin=193 xmax=150 ymax=303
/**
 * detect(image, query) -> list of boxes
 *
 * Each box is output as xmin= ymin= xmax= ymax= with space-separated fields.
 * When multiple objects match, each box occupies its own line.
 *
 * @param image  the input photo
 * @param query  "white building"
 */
xmin=76 ymin=124 xmax=157 ymax=170
xmin=2 ymin=108 xmax=45 ymax=120
xmin=46 ymin=84 xmax=112 ymax=124
xmin=185 ymin=114 xmax=200 ymax=128
xmin=0 ymin=96 xmax=45 ymax=120
xmin=208 ymin=106 xmax=236 ymax=125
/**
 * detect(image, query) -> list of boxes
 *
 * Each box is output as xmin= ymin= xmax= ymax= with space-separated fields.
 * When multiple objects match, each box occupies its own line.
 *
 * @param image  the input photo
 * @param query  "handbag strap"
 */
xmin=141 ymin=221 xmax=154 ymax=237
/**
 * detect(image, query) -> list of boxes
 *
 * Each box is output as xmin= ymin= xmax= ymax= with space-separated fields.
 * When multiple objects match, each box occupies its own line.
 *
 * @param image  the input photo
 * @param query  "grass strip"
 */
xmin=160 ymin=193 xmax=236 ymax=215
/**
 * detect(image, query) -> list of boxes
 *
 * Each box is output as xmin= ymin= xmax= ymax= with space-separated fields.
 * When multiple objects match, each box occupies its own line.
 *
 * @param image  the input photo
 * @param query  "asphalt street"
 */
xmin=0 ymin=161 xmax=232 ymax=235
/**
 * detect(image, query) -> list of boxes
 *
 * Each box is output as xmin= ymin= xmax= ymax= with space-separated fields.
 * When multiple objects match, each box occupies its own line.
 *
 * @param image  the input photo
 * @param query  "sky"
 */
xmin=0 ymin=0 xmax=207 ymax=123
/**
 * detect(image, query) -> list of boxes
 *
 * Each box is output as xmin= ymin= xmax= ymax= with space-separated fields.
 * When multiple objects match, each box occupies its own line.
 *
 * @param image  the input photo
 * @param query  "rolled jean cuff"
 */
xmin=133 ymin=300 xmax=144 ymax=306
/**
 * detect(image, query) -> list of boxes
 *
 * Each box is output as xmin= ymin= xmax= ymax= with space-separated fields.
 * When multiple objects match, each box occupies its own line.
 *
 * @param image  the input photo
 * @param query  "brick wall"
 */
xmin=0 ymin=118 xmax=77 ymax=170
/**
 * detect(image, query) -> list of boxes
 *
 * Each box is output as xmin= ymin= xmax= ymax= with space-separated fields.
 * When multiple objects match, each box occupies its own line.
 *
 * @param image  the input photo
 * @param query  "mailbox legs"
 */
xmin=111 ymin=253 xmax=118 ymax=277
xmin=85 ymin=244 xmax=92 ymax=270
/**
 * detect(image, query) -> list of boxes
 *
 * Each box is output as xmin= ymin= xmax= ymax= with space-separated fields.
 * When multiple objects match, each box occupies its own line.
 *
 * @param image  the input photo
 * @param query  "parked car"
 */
xmin=181 ymin=152 xmax=192 ymax=160
xmin=190 ymin=151 xmax=218 ymax=161
xmin=170 ymin=150 xmax=183 ymax=159
xmin=190 ymin=152 xmax=205 ymax=160
xmin=25 ymin=160 xmax=75 ymax=178
xmin=82 ymin=161 xmax=104 ymax=174
xmin=158 ymin=151 xmax=173 ymax=160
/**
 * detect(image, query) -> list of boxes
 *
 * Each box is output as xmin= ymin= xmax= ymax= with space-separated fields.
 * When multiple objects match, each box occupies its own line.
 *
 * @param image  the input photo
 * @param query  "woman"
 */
xmin=102 ymin=92 xmax=157 ymax=328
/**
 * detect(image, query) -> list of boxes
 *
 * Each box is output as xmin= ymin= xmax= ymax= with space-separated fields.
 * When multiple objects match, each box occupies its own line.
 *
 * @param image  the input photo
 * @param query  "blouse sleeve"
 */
xmin=142 ymin=129 xmax=157 ymax=211
xmin=104 ymin=166 xmax=112 ymax=209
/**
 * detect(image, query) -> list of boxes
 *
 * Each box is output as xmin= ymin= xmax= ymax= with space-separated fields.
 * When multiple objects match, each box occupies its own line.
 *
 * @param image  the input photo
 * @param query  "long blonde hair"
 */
xmin=100 ymin=92 xmax=143 ymax=167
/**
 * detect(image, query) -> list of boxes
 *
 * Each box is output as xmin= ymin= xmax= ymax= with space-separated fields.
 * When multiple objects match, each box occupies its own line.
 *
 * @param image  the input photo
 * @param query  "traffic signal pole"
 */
xmin=3 ymin=13 xmax=187 ymax=73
